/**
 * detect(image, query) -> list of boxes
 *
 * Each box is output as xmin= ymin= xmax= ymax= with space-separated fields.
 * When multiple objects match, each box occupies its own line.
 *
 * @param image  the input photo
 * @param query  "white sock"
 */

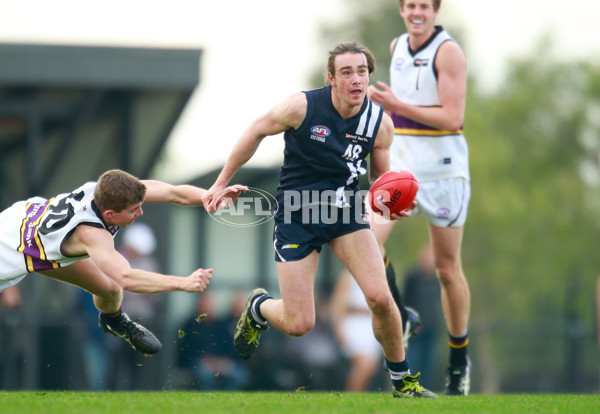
xmin=250 ymin=299 xmax=267 ymax=325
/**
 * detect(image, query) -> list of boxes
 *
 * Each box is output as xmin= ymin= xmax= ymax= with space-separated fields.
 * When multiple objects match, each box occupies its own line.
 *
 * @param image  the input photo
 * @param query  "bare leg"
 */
xmin=330 ymin=229 xmax=405 ymax=363
xmin=428 ymin=224 xmax=470 ymax=336
xmin=368 ymin=209 xmax=412 ymax=330
xmin=369 ymin=205 xmax=397 ymax=256
xmin=41 ymin=258 xmax=123 ymax=314
xmin=259 ymin=250 xmax=319 ymax=336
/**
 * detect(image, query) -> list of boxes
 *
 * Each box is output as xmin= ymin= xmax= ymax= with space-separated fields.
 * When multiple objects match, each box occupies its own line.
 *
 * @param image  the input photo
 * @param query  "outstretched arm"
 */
xmin=142 ymin=180 xmax=206 ymax=205
xmin=202 ymin=92 xmax=307 ymax=212
xmin=142 ymin=180 xmax=248 ymax=209
xmin=88 ymin=226 xmax=212 ymax=293
xmin=64 ymin=225 xmax=213 ymax=294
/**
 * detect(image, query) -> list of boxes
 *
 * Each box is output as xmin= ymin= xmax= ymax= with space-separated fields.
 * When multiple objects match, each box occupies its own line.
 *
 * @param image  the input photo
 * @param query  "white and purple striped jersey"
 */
xmin=0 ymin=181 xmax=118 ymax=291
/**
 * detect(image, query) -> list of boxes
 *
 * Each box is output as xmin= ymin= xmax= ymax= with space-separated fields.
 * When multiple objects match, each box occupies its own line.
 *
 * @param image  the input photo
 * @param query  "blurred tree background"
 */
xmin=310 ymin=0 xmax=600 ymax=392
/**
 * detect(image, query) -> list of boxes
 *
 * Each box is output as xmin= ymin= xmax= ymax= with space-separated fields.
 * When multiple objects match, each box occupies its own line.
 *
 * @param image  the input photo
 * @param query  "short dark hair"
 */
xmin=94 ymin=169 xmax=146 ymax=212
xmin=400 ymin=0 xmax=441 ymax=11
xmin=327 ymin=42 xmax=376 ymax=80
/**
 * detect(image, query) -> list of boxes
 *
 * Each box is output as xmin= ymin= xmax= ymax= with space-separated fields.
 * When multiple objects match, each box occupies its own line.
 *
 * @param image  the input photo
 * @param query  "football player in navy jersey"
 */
xmin=202 ymin=42 xmax=436 ymax=398
xmin=0 ymin=169 xmax=246 ymax=356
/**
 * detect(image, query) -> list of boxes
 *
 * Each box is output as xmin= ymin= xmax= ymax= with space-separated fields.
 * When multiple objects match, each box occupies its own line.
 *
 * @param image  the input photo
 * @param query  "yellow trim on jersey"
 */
xmin=448 ymin=338 xmax=469 ymax=349
xmin=18 ymin=209 xmax=29 ymax=253
xmin=25 ymin=255 xmax=34 ymax=272
xmin=24 ymin=254 xmax=59 ymax=273
xmin=394 ymin=128 xmax=463 ymax=136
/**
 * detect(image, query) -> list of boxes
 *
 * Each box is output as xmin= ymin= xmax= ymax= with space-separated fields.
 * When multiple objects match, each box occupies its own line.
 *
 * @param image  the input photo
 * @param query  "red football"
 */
xmin=369 ymin=170 xmax=419 ymax=215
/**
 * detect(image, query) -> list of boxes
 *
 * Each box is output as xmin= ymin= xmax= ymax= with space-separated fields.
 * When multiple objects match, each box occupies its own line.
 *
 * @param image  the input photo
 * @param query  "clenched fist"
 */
xmin=182 ymin=268 xmax=214 ymax=292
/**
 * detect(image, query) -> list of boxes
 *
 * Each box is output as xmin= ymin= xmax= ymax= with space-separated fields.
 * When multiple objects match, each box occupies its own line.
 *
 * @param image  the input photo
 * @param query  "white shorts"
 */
xmin=413 ymin=177 xmax=470 ymax=227
xmin=339 ymin=314 xmax=382 ymax=359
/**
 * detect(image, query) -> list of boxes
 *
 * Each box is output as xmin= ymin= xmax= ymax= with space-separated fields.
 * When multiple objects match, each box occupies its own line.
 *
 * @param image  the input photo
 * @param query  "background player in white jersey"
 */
xmin=0 ymin=169 xmax=245 ymax=356
xmin=202 ymin=42 xmax=436 ymax=398
xmin=367 ymin=0 xmax=472 ymax=395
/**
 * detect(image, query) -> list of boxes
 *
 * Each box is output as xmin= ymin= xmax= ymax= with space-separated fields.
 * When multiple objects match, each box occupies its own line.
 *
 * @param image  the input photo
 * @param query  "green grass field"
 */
xmin=0 ymin=392 xmax=598 ymax=414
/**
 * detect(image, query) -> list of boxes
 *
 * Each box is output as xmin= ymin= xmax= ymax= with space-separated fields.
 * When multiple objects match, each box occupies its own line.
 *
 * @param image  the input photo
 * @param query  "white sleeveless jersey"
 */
xmin=389 ymin=26 xmax=469 ymax=182
xmin=0 ymin=181 xmax=118 ymax=291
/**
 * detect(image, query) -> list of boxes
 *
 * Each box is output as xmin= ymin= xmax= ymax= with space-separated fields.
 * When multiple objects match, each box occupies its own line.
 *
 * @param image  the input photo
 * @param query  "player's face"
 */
xmin=106 ymin=202 xmax=144 ymax=227
xmin=329 ymin=52 xmax=370 ymax=108
xmin=400 ymin=0 xmax=439 ymax=36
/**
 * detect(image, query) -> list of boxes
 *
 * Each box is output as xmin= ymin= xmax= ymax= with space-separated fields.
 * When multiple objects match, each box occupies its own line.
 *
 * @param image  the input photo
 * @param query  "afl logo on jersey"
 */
xmin=393 ymin=57 xmax=405 ymax=71
xmin=310 ymin=125 xmax=330 ymax=143
xmin=311 ymin=125 xmax=330 ymax=137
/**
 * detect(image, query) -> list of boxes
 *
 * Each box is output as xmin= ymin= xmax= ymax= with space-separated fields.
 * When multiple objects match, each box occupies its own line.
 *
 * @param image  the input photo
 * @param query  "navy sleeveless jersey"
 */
xmin=276 ymin=86 xmax=383 ymax=207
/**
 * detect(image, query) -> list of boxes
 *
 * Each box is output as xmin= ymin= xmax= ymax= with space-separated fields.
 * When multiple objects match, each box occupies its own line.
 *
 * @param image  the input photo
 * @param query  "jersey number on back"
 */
xmin=39 ymin=190 xmax=85 ymax=235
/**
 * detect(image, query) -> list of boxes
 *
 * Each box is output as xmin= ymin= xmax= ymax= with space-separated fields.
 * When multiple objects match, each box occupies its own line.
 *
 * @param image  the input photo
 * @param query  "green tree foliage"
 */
xmin=465 ymin=54 xmax=600 ymax=325
xmin=461 ymin=55 xmax=600 ymax=387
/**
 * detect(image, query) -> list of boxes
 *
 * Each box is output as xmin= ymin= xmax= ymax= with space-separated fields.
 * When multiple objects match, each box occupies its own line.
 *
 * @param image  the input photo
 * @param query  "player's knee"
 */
xmin=365 ymin=290 xmax=394 ymax=316
xmin=435 ymin=263 xmax=462 ymax=286
xmin=103 ymin=281 xmax=123 ymax=302
xmin=285 ymin=315 xmax=315 ymax=337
